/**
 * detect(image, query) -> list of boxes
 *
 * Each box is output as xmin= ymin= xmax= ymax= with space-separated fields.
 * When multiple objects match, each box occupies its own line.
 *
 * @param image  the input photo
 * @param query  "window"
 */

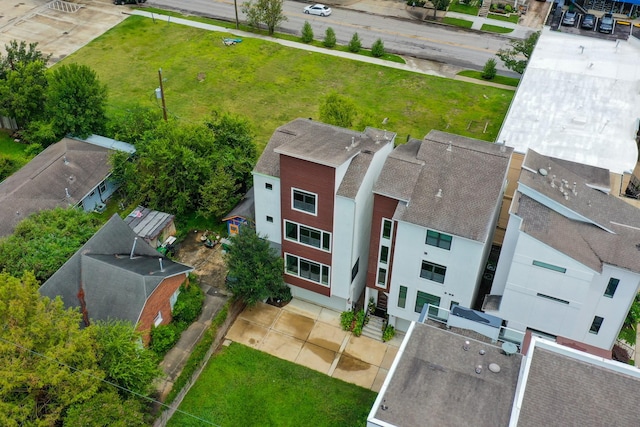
xmin=537 ymin=293 xmax=569 ymax=305
xmin=382 ymin=219 xmax=392 ymax=239
xmin=398 ymin=286 xmax=407 ymax=308
xmin=154 ymin=311 xmax=163 ymax=327
xmin=604 ymin=278 xmax=619 ymax=298
xmin=169 ymin=288 xmax=180 ymax=310
xmin=420 ymin=261 xmax=446 ymax=284
xmin=532 ymin=260 xmax=566 ymax=273
xmin=285 ymin=254 xmax=330 ymax=286
xmin=377 ymin=268 xmax=387 ymax=287
xmin=426 ymin=230 xmax=452 ymax=250
xmin=265 ymin=183 xmax=273 ymax=190
xmin=292 ymin=189 xmax=317 ymax=215
xmin=98 ymin=181 xmax=107 ymax=193
xmin=351 ymin=258 xmax=359 ymax=282
xmin=589 ymin=316 xmax=604 ymax=334
xmin=415 ymin=291 xmax=441 ymax=314
xmin=284 ymin=221 xmax=331 ymax=251
xmin=379 ymin=245 xmax=389 ymax=264
xmin=89 ymin=190 xmax=95 ymax=197
xmin=266 ymin=216 xmax=273 ymax=223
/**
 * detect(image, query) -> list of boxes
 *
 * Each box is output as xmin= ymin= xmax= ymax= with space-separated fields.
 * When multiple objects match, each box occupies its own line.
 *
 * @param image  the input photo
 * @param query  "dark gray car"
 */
xmin=598 ymin=13 xmax=614 ymax=33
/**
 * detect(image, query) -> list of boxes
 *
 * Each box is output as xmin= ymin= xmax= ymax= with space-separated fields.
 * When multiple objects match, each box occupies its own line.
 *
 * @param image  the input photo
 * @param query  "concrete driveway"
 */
xmin=225 ymin=298 xmax=403 ymax=391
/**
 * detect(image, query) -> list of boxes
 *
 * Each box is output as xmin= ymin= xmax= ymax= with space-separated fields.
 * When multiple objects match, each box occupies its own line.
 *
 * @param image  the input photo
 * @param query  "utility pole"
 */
xmin=158 ymin=68 xmax=168 ymax=122
xmin=234 ymin=0 xmax=239 ymax=29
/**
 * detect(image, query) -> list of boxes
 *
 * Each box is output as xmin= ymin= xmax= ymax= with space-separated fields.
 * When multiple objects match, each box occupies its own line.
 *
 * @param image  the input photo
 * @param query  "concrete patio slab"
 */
xmin=307 ymin=322 xmax=348 ymax=353
xmin=332 ymin=354 xmax=380 ymax=389
xmin=239 ymin=301 xmax=281 ymax=327
xmin=260 ymin=330 xmax=305 ymax=363
xmin=343 ymin=335 xmax=388 ymax=367
xmin=273 ymin=310 xmax=315 ymax=341
xmin=371 ymin=367 xmax=389 ymax=393
xmin=296 ymin=342 xmax=336 ymax=375
xmin=381 ymin=346 xmax=399 ymax=370
xmin=317 ymin=307 xmax=342 ymax=327
xmin=225 ymin=318 xmax=268 ymax=349
xmin=283 ymin=298 xmax=323 ymax=319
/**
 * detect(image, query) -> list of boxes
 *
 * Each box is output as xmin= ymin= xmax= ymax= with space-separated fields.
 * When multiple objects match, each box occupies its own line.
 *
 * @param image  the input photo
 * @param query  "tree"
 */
xmin=301 ymin=21 xmax=314 ymax=43
xmin=431 ymin=0 xmax=451 ymax=17
xmin=0 ymin=40 xmax=50 ymax=80
xmin=241 ymin=0 xmax=287 ymax=35
xmin=0 ymin=207 xmax=101 ymax=282
xmin=481 ymin=58 xmax=497 ymax=80
xmin=46 ymin=63 xmax=108 ymax=138
xmin=348 ymin=32 xmax=362 ymax=53
xmin=0 ymin=272 xmax=103 ymax=426
xmin=0 ymin=60 xmax=48 ymax=129
xmin=371 ymin=38 xmax=385 ymax=58
xmin=63 ymin=390 xmax=146 ymax=427
xmin=619 ymin=293 xmax=640 ymax=346
xmin=106 ymin=104 xmax=162 ymax=144
xmin=225 ymin=226 xmax=290 ymax=306
xmin=319 ymin=92 xmax=357 ymax=128
xmin=496 ymin=31 xmax=540 ymax=74
xmin=323 ymin=27 xmax=337 ymax=48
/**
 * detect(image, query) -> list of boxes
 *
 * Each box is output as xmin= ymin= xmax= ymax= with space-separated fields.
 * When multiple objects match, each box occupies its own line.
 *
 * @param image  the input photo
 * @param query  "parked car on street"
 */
xmin=562 ymin=10 xmax=577 ymax=26
xmin=581 ymin=13 xmax=596 ymax=29
xmin=303 ymin=4 xmax=332 ymax=16
xmin=598 ymin=13 xmax=614 ymax=33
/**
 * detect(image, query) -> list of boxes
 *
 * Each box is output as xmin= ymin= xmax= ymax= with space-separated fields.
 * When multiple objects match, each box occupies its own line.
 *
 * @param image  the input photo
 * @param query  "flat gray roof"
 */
xmin=498 ymin=29 xmax=640 ymax=175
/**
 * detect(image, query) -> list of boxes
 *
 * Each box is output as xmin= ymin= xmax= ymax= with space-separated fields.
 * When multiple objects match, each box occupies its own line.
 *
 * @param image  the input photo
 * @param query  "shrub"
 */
xmin=371 ymin=38 xmax=385 ymax=57
xmin=172 ymin=283 xmax=204 ymax=325
xmin=481 ymin=58 xmax=497 ymax=80
xmin=340 ymin=311 xmax=355 ymax=331
xmin=490 ymin=3 xmax=497 ymax=10
xmin=382 ymin=325 xmax=396 ymax=342
xmin=301 ymin=21 xmax=314 ymax=43
xmin=150 ymin=324 xmax=180 ymax=357
xmin=22 ymin=119 xmax=59 ymax=148
xmin=0 ymin=155 xmax=17 ymax=182
xmin=504 ymin=4 xmax=513 ymax=12
xmin=323 ymin=27 xmax=336 ymax=48
xmin=348 ymin=32 xmax=362 ymax=53
xmin=24 ymin=143 xmax=43 ymax=157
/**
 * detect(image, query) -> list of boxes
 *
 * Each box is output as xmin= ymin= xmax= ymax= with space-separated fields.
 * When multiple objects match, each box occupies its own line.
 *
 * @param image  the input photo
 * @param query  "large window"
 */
xmin=415 ymin=291 xmax=441 ymax=314
xmin=604 ymin=278 xmax=619 ymax=298
xmin=292 ymin=189 xmax=317 ymax=215
xmin=532 ymin=260 xmax=566 ymax=273
xmin=420 ymin=261 xmax=447 ymax=284
xmin=285 ymin=221 xmax=330 ymax=251
xmin=589 ymin=316 xmax=604 ymax=334
xmin=426 ymin=230 xmax=452 ymax=250
xmin=377 ymin=268 xmax=387 ymax=288
xmin=398 ymin=286 xmax=407 ymax=308
xmin=382 ymin=219 xmax=392 ymax=239
xmin=379 ymin=245 xmax=389 ymax=264
xmin=285 ymin=254 xmax=330 ymax=286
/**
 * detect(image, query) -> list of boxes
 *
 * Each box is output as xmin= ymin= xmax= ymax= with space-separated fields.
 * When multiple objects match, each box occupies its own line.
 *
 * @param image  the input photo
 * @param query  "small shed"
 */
xmin=124 ymin=206 xmax=176 ymax=248
xmin=222 ymin=187 xmax=255 ymax=236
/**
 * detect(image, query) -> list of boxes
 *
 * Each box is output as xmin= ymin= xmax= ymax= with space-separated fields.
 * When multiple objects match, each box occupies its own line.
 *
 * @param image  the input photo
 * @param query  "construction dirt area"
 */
xmin=173 ymin=230 xmax=229 ymax=291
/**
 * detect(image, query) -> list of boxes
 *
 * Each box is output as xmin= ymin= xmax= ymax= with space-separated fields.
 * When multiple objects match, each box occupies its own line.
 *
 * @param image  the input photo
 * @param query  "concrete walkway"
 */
xmin=224 ymin=299 xmax=404 ymax=391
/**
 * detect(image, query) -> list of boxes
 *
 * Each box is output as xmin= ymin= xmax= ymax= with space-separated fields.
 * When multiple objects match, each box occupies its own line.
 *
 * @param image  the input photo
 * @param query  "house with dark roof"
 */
xmin=39 ymin=214 xmax=193 ymax=342
xmin=484 ymin=149 xmax=640 ymax=354
xmin=124 ymin=205 xmax=176 ymax=248
xmin=365 ymin=131 xmax=513 ymax=332
xmin=0 ymin=135 xmax=134 ymax=237
xmin=252 ymin=118 xmax=395 ymax=311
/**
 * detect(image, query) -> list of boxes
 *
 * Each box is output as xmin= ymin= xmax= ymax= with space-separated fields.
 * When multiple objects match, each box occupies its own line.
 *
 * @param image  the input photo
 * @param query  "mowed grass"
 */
xmin=167 ymin=343 xmax=377 ymax=427
xmin=59 ymin=15 xmax=513 ymax=150
xmin=481 ymin=23 xmax=514 ymax=33
xmin=442 ymin=17 xmax=474 ymax=28
xmin=457 ymin=70 xmax=520 ymax=87
xmin=0 ymin=130 xmax=30 ymax=172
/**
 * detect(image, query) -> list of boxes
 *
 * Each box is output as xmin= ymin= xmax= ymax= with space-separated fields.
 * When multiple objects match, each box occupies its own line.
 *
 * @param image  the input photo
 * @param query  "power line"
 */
xmin=0 ymin=335 xmax=220 ymax=427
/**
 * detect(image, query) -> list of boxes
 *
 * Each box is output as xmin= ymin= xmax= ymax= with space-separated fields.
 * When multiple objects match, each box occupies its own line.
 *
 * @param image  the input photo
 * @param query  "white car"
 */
xmin=303 ymin=4 xmax=332 ymax=16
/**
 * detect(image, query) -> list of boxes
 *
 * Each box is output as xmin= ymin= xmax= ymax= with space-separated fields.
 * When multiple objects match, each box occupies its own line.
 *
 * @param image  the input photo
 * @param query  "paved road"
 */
xmin=148 ymin=0 xmax=521 ymax=72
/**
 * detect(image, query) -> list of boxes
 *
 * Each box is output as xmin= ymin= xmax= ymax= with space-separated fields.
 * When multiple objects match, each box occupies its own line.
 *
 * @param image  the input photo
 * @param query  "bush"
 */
xmin=301 ymin=21 xmax=314 ymax=43
xmin=323 ymin=27 xmax=336 ymax=48
xmin=172 ymin=283 xmax=204 ymax=325
xmin=340 ymin=311 xmax=355 ymax=331
xmin=0 ymin=155 xmax=17 ymax=182
xmin=382 ymin=325 xmax=396 ymax=342
xmin=504 ymin=4 xmax=513 ymax=12
xmin=24 ymin=143 xmax=43 ymax=157
xmin=371 ymin=38 xmax=385 ymax=58
xmin=150 ymin=323 xmax=181 ymax=357
xmin=348 ymin=32 xmax=362 ymax=53
xmin=482 ymin=58 xmax=497 ymax=80
xmin=22 ymin=119 xmax=59 ymax=148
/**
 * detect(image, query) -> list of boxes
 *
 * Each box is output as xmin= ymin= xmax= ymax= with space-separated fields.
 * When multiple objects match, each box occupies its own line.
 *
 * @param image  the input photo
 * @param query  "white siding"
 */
xmin=332 ymin=196 xmax=355 ymax=301
xmin=253 ymin=173 xmax=281 ymax=244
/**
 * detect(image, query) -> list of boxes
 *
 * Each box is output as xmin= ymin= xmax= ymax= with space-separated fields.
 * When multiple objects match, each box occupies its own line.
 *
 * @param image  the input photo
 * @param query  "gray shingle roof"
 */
xmin=39 ymin=214 xmax=193 ymax=325
xmin=517 ymin=150 xmax=640 ymax=273
xmin=371 ymin=323 xmax=522 ymax=427
xmin=222 ymin=187 xmax=255 ymax=221
xmin=375 ymin=131 xmax=513 ymax=242
xmin=124 ymin=206 xmax=175 ymax=241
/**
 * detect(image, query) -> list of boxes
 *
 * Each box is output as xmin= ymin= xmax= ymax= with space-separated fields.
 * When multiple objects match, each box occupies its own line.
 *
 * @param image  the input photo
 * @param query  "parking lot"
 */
xmin=547 ymin=5 xmax=638 ymax=40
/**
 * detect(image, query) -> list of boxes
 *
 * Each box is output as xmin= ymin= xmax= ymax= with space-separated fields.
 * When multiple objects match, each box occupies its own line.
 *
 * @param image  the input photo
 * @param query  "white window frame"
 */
xmin=291 ymin=188 xmax=318 ymax=216
xmin=154 ymin=311 xmax=163 ymax=327
xmin=98 ymin=181 xmax=107 ymax=194
xmin=381 ymin=218 xmax=393 ymax=241
xmin=284 ymin=253 xmax=330 ymax=287
xmin=169 ymin=287 xmax=180 ymax=311
xmin=376 ymin=267 xmax=388 ymax=289
xmin=284 ymin=220 xmax=331 ymax=252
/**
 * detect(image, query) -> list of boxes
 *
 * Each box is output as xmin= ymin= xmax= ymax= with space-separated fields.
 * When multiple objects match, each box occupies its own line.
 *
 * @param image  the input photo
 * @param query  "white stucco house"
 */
xmin=484 ymin=150 xmax=640 ymax=353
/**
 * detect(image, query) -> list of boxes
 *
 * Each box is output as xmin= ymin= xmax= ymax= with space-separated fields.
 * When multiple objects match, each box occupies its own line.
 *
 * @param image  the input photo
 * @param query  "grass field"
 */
xmin=457 ymin=70 xmax=520 ymax=87
xmin=442 ymin=17 xmax=475 ymax=28
xmin=58 ymin=15 xmax=513 ymax=150
xmin=481 ymin=24 xmax=514 ymax=33
xmin=447 ymin=1 xmax=480 ymax=15
xmin=0 ymin=130 xmax=30 ymax=178
xmin=167 ymin=343 xmax=377 ymax=426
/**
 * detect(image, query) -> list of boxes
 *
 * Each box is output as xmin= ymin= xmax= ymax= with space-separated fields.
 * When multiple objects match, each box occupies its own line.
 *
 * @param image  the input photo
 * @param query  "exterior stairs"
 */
xmin=361 ymin=315 xmax=385 ymax=341
xmin=478 ymin=0 xmax=491 ymax=17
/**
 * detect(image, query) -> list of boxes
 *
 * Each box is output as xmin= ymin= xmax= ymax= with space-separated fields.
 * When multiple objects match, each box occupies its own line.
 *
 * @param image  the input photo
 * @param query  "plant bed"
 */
xmin=266 ymin=296 xmax=290 ymax=308
xmin=487 ymin=12 xmax=520 ymax=23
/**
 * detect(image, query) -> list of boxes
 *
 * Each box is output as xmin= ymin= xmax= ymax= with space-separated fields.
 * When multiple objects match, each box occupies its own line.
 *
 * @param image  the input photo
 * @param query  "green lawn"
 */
xmin=457 ymin=70 xmax=520 ymax=87
xmin=167 ymin=343 xmax=377 ymax=426
xmin=481 ymin=24 xmax=514 ymax=33
xmin=448 ymin=0 xmax=480 ymax=15
xmin=0 ymin=130 xmax=31 ymax=179
xmin=487 ymin=12 xmax=520 ymax=23
xmin=442 ymin=17 xmax=474 ymax=28
xmin=58 ymin=15 xmax=513 ymax=150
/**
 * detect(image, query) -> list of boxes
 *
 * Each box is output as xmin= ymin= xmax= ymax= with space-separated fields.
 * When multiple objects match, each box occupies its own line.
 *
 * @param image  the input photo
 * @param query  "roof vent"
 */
xmin=475 ymin=365 xmax=483 ymax=374
xmin=63 ymin=155 xmax=69 ymax=165
xmin=65 ymin=187 xmax=70 ymax=198
xmin=488 ymin=363 xmax=501 ymax=373
xmin=551 ymin=175 xmax=556 ymax=188
xmin=381 ymin=399 xmax=388 ymax=411
xmin=446 ymin=142 xmax=452 ymax=152
xmin=159 ymin=258 xmax=164 ymax=272
xmin=436 ymin=189 xmax=443 ymax=198
xmin=463 ymin=340 xmax=470 ymax=351
xmin=479 ymin=349 xmax=486 ymax=355
xmin=538 ymin=168 xmax=548 ymax=176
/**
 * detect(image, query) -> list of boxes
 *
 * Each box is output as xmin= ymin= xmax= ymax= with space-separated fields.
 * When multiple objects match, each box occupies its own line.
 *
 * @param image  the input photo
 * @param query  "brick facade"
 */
xmin=366 ymin=194 xmax=399 ymax=292
xmin=138 ymin=273 xmax=188 ymax=343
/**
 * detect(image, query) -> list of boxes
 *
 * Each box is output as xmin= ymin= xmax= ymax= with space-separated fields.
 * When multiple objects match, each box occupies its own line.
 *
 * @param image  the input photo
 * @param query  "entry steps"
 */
xmin=361 ymin=315 xmax=385 ymax=341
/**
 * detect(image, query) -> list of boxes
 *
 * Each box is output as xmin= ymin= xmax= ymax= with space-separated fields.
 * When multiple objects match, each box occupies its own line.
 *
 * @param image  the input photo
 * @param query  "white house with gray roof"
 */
xmin=366 ymin=131 xmax=513 ymax=332
xmin=485 ymin=150 xmax=640 ymax=352
xmin=253 ymin=119 xmax=394 ymax=311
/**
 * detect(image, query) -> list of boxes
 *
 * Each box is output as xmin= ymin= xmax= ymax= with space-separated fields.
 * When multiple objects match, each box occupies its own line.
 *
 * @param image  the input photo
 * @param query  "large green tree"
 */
xmin=319 ymin=93 xmax=358 ymax=129
xmin=496 ymin=31 xmax=540 ymax=74
xmin=46 ymin=63 xmax=108 ymax=138
xmin=0 ymin=207 xmax=101 ymax=282
xmin=0 ymin=40 xmax=50 ymax=80
xmin=241 ymin=0 xmax=287 ymax=35
xmin=225 ymin=226 xmax=290 ymax=306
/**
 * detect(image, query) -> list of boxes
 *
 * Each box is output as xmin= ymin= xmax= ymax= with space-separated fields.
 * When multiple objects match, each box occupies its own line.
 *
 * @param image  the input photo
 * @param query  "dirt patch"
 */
xmin=173 ymin=230 xmax=227 ymax=290
xmin=519 ymin=0 xmax=551 ymax=29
